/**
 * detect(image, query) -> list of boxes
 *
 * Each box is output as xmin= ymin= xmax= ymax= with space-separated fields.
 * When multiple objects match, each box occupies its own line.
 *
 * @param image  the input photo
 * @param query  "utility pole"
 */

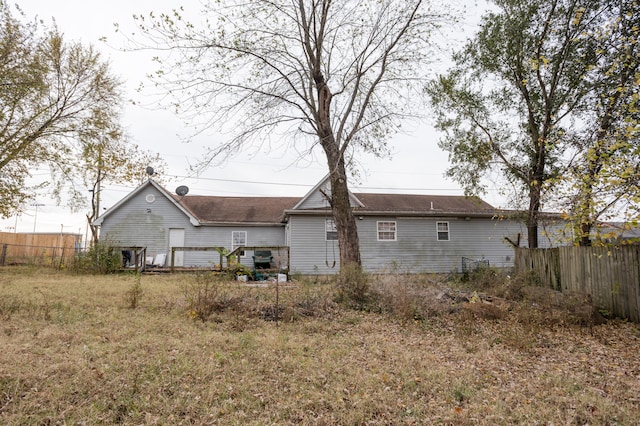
xmin=31 ymin=203 xmax=44 ymax=233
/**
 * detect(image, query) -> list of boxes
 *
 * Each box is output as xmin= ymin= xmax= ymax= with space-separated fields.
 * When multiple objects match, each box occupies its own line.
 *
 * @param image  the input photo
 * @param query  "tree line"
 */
xmin=2 ymin=0 xmax=637 ymax=265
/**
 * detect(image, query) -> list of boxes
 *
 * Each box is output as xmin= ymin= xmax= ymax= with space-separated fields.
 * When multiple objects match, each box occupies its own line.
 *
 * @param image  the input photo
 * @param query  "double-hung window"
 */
xmin=232 ymin=231 xmax=247 ymax=256
xmin=436 ymin=222 xmax=450 ymax=241
xmin=377 ymin=221 xmax=397 ymax=241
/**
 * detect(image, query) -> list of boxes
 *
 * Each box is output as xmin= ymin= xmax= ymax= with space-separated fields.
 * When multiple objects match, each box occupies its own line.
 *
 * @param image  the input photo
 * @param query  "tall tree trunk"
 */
xmin=319 ymin=130 xmax=361 ymax=268
xmin=575 ymin=97 xmax=618 ymax=247
xmin=527 ymin=166 xmax=544 ymax=248
xmin=87 ymin=164 xmax=102 ymax=247
xmin=527 ymin=190 xmax=540 ymax=249
xmin=576 ymin=153 xmax=599 ymax=247
xmin=313 ymin=66 xmax=362 ymax=269
xmin=579 ymin=221 xmax=593 ymax=246
xmin=327 ymin=150 xmax=362 ymax=269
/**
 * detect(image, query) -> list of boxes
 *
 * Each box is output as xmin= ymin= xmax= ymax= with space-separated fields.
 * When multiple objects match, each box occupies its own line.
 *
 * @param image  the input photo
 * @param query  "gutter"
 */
xmin=199 ymin=221 xmax=286 ymax=227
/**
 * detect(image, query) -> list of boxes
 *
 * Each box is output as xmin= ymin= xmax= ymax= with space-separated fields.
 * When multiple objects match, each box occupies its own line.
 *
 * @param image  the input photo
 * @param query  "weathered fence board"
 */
xmin=514 ymin=247 xmax=561 ymax=290
xmin=0 ymin=232 xmax=82 ymax=266
xmin=515 ymin=246 xmax=640 ymax=322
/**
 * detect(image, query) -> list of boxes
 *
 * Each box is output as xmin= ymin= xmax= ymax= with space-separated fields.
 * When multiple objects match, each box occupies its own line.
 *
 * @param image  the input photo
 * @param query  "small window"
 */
xmin=232 ymin=231 xmax=247 ymax=256
xmin=436 ymin=221 xmax=449 ymax=241
xmin=326 ymin=219 xmax=338 ymax=240
xmin=377 ymin=221 xmax=397 ymax=241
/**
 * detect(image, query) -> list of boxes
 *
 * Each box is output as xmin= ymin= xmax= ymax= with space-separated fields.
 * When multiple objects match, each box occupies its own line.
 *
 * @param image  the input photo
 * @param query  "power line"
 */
xmin=36 ymin=174 xmax=501 ymax=196
xmin=169 ymin=175 xmax=312 ymax=187
xmin=117 ymin=175 xmax=499 ymax=194
xmin=353 ymin=185 xmax=463 ymax=192
xmin=164 ymin=175 xmax=474 ymax=194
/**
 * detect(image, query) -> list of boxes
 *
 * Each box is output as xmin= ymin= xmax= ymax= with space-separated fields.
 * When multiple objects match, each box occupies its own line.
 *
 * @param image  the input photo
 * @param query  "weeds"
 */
xmin=67 ymin=241 xmax=123 ymax=274
xmin=226 ymin=263 xmax=254 ymax=280
xmin=452 ymin=382 xmax=474 ymax=405
xmin=125 ymin=274 xmax=143 ymax=309
xmin=182 ymin=272 xmax=231 ymax=321
xmin=333 ymin=263 xmax=375 ymax=309
xmin=181 ymin=273 xmax=335 ymax=324
xmin=0 ymin=296 xmax=22 ymax=320
xmin=36 ymin=288 xmax=52 ymax=320
xmin=1 ymin=267 xmax=636 ymax=425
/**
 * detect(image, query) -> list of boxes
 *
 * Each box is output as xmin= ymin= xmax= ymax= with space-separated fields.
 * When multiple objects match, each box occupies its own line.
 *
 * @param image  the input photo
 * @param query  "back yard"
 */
xmin=0 ymin=267 xmax=639 ymax=425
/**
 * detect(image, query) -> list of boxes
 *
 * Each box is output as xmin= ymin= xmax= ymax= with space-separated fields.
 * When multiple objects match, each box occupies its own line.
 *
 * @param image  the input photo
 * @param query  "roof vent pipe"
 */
xmin=430 ymin=201 xmax=434 ymax=210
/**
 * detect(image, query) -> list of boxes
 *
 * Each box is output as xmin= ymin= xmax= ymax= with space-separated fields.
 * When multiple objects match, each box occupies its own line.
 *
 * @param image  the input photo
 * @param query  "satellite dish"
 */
xmin=175 ymin=185 xmax=189 ymax=196
xmin=145 ymin=166 xmax=155 ymax=176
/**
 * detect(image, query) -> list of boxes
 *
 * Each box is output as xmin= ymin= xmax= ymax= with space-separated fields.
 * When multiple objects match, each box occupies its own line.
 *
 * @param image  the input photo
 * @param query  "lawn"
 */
xmin=0 ymin=267 xmax=639 ymax=425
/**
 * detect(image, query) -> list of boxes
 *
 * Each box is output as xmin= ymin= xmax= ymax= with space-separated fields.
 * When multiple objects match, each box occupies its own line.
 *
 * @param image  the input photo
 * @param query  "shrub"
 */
xmin=461 ymin=265 xmax=502 ymax=287
xmin=462 ymin=267 xmax=528 ymax=301
xmin=370 ymin=274 xmax=459 ymax=321
xmin=333 ymin=263 xmax=375 ymax=310
xmin=182 ymin=273 xmax=233 ymax=321
xmin=227 ymin=263 xmax=254 ymax=280
xmin=68 ymin=242 xmax=123 ymax=274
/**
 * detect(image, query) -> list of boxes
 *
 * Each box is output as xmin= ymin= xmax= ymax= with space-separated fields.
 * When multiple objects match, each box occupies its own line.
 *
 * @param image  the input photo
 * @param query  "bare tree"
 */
xmin=129 ymin=0 xmax=451 ymax=269
xmin=66 ymin=135 xmax=166 ymax=246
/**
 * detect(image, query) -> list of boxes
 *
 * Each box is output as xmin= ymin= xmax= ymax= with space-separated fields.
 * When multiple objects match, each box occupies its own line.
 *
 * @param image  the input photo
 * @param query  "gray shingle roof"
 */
xmin=173 ymin=193 xmax=495 ymax=224
xmin=175 ymin=195 xmax=300 ymax=224
xmin=352 ymin=193 xmax=494 ymax=213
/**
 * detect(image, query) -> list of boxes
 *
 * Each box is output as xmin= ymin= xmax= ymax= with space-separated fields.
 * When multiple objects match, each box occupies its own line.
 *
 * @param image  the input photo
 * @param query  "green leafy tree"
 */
xmin=0 ymin=3 xmax=51 ymax=217
xmin=565 ymin=0 xmax=640 ymax=245
xmin=128 ymin=0 xmax=451 ymax=270
xmin=427 ymin=0 xmax=606 ymax=247
xmin=0 ymin=2 xmax=127 ymax=220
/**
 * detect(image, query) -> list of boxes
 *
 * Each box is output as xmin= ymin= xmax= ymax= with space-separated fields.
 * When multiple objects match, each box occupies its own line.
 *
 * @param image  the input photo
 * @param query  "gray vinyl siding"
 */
xmin=99 ymin=185 xmax=182 ymax=262
xmin=359 ymin=217 xmax=525 ymax=273
xmin=99 ymin=186 xmax=285 ymax=268
xmin=537 ymin=218 xmax=574 ymax=247
xmin=288 ymin=215 xmax=341 ymax=275
xmin=295 ymin=190 xmax=330 ymax=209
xmin=293 ymin=187 xmax=361 ymax=210
xmin=287 ymin=213 xmax=569 ymax=274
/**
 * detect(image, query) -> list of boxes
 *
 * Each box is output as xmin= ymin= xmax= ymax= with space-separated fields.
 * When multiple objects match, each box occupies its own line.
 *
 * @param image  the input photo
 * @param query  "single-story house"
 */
xmin=93 ymin=176 xmax=569 ymax=274
xmin=594 ymin=222 xmax=640 ymax=245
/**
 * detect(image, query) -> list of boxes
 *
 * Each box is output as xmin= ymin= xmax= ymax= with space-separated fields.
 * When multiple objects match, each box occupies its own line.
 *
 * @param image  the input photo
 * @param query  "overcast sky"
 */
xmin=2 ymin=0 xmax=501 ymax=237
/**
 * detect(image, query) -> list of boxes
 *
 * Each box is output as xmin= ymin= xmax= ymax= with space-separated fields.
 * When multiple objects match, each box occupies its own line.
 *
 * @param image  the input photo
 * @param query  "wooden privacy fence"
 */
xmin=515 ymin=246 xmax=640 ymax=322
xmin=0 ymin=232 xmax=83 ymax=267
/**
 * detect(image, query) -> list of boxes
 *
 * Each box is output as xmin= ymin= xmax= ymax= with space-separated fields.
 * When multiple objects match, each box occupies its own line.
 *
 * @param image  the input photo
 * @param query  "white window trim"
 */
xmin=436 ymin=221 xmax=450 ymax=241
xmin=232 ymin=231 xmax=247 ymax=256
xmin=377 ymin=221 xmax=397 ymax=241
xmin=325 ymin=218 xmax=338 ymax=241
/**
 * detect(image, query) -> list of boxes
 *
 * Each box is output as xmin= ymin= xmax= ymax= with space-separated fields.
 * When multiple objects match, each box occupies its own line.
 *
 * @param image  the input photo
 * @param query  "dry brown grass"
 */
xmin=1 ymin=266 xmax=639 ymax=425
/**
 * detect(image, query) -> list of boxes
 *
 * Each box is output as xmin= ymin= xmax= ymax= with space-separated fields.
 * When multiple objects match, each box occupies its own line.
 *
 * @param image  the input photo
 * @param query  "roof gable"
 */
xmin=291 ymin=174 xmax=364 ymax=210
xmin=93 ymin=179 xmax=200 ymax=226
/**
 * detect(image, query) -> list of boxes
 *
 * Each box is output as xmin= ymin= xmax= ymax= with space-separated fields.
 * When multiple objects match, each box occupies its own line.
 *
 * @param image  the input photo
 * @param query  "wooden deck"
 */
xmin=117 ymin=245 xmax=290 ymax=278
